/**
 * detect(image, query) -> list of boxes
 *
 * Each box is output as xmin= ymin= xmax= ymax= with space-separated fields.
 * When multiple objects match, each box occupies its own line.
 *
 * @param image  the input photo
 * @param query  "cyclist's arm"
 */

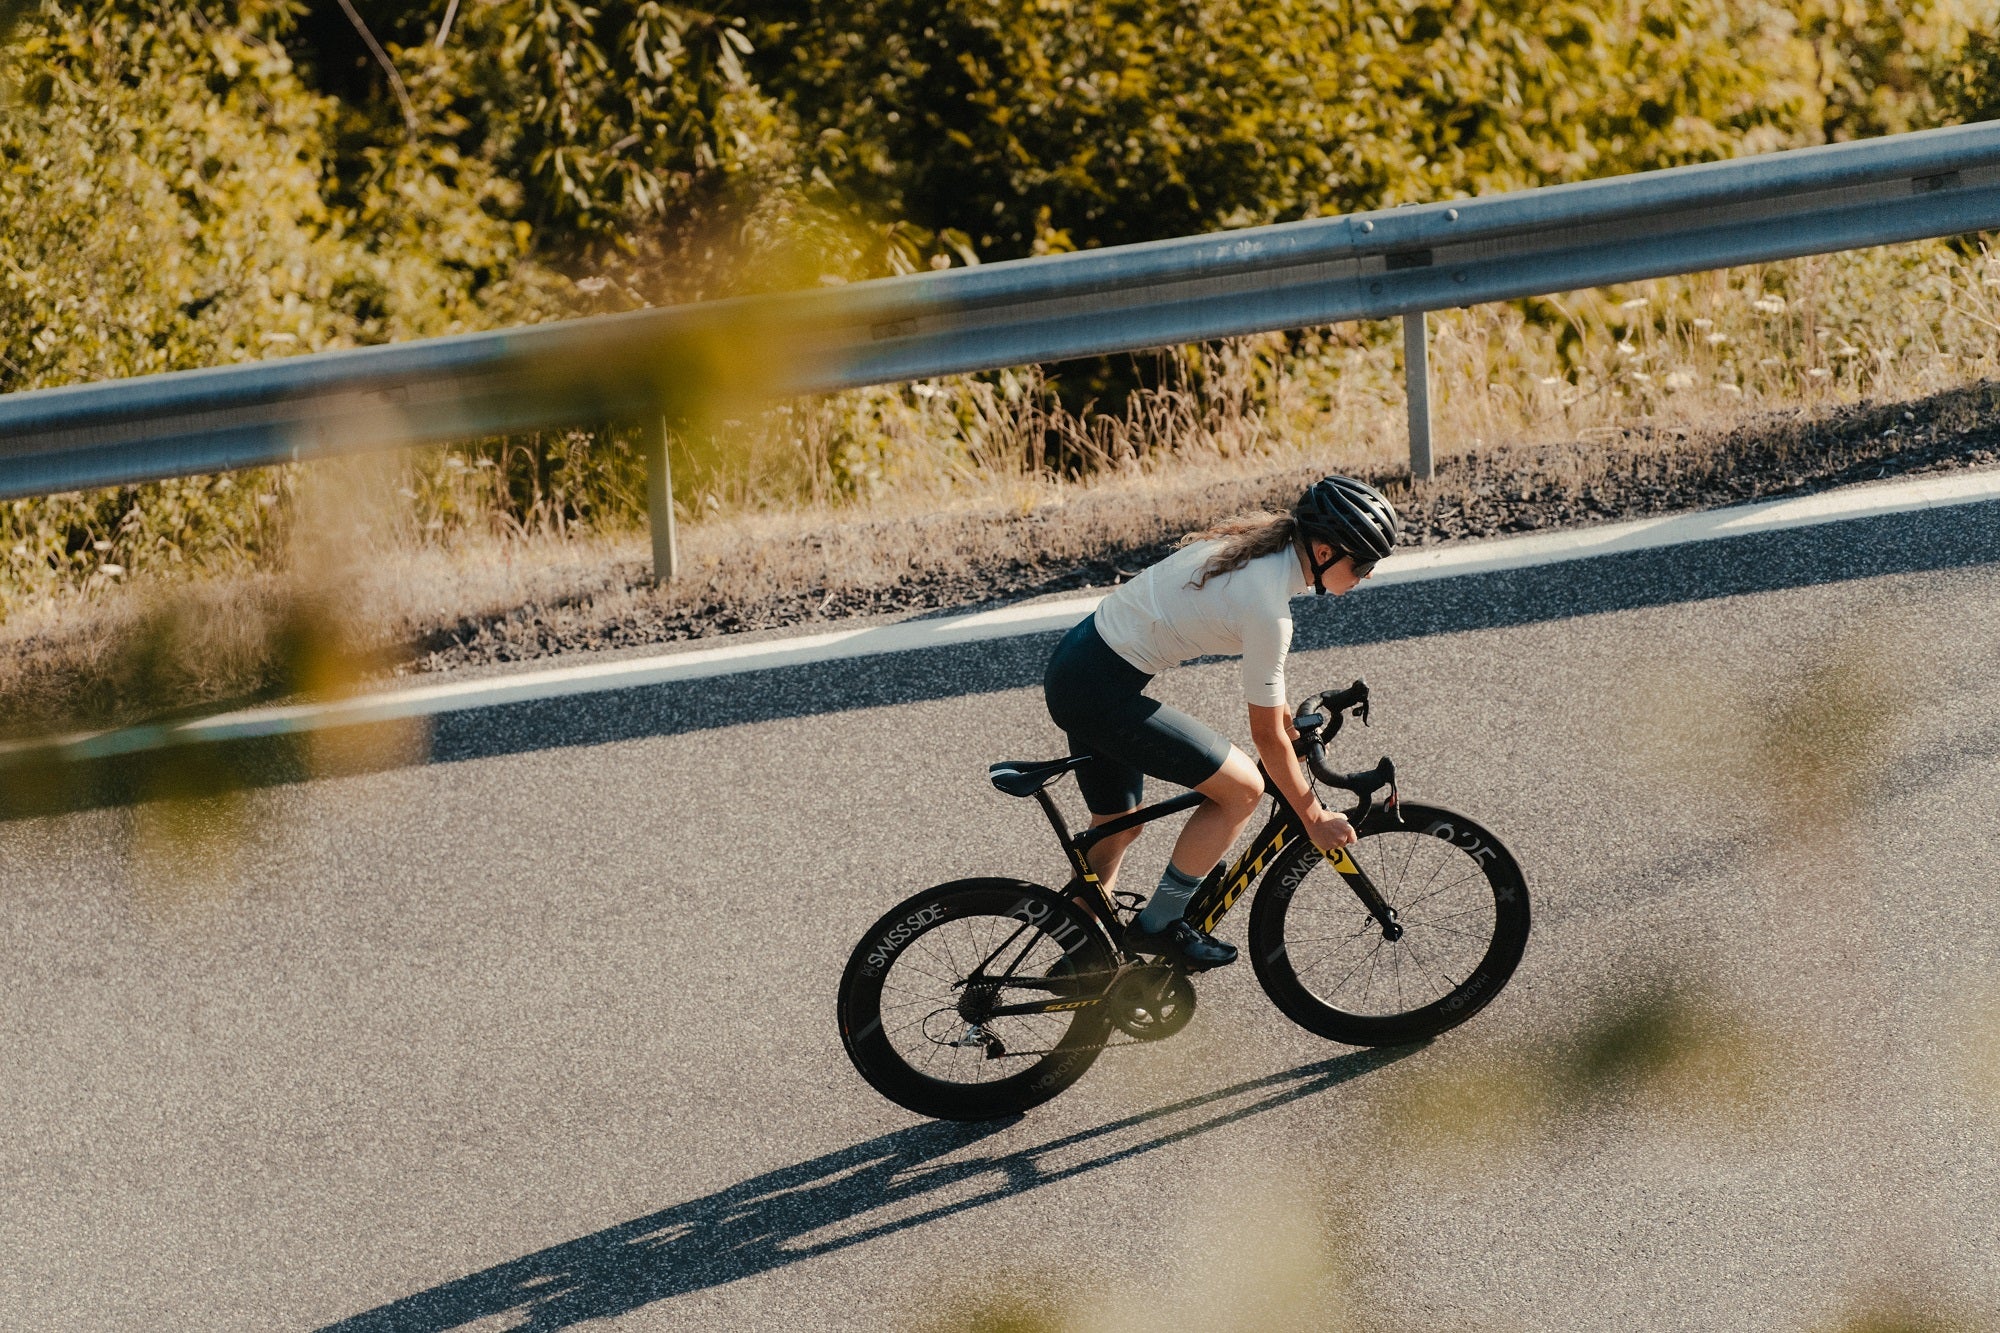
xmin=1248 ymin=704 xmax=1355 ymax=850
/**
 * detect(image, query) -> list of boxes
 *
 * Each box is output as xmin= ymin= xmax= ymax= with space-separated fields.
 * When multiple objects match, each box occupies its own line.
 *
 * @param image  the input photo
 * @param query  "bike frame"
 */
xmin=962 ymin=771 xmax=1400 ymax=1024
xmin=962 ymin=684 xmax=1407 ymax=1021
xmin=1027 ymin=763 xmax=1396 ymax=948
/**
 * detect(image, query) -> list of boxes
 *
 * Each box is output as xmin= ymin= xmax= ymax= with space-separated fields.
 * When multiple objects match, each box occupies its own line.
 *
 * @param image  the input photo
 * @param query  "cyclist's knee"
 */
xmin=1216 ymin=786 xmax=1260 ymax=819
xmin=1197 ymin=755 xmax=1262 ymax=815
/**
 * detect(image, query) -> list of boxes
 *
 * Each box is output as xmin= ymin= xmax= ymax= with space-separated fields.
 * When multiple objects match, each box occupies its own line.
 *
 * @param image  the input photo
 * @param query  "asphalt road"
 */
xmin=4 ymin=500 xmax=1999 ymax=1331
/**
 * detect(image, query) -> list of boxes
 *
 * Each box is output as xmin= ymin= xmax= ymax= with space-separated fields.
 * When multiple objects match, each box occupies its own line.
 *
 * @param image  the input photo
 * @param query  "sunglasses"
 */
xmin=1345 ymin=557 xmax=1378 ymax=579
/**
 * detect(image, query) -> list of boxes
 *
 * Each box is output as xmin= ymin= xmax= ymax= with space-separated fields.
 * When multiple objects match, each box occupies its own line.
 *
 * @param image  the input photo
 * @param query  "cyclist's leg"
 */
xmin=1071 ymin=748 xmax=1144 ymax=894
xmin=1085 ymin=813 xmax=1142 ymax=893
xmin=1048 ymin=615 xmax=1156 ymax=898
xmin=1072 ymin=700 xmax=1250 ymax=953
xmin=1172 ymin=746 xmax=1264 ymax=876
xmin=1046 ymin=614 xmax=1241 ymax=939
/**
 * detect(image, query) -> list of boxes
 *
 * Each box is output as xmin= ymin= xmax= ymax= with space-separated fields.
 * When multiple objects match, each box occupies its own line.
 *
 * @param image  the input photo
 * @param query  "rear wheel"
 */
xmin=837 ymin=879 xmax=1118 ymax=1121
xmin=1248 ymin=802 xmax=1529 ymax=1046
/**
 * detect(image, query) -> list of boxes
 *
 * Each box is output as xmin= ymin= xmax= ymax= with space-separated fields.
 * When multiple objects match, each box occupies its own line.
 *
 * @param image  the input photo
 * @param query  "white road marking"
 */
xmin=15 ymin=467 xmax=2000 ymax=758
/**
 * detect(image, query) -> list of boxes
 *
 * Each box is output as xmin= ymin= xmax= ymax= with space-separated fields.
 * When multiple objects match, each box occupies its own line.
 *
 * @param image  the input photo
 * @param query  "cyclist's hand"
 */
xmin=1302 ymin=804 xmax=1356 ymax=853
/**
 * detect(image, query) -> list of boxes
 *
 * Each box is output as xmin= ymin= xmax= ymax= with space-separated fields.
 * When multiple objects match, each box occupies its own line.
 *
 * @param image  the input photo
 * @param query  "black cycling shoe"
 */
xmin=1124 ymin=919 xmax=1238 ymax=970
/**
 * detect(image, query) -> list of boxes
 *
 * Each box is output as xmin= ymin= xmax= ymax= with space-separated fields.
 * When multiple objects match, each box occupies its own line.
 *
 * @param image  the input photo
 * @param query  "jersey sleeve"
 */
xmin=1239 ymin=605 xmax=1294 ymax=708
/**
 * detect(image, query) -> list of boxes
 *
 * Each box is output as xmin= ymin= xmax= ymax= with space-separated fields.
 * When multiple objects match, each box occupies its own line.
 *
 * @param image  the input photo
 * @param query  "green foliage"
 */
xmin=0 ymin=1 xmax=547 ymax=389
xmin=290 ymin=1 xmax=807 ymax=250
xmin=748 ymin=0 xmax=1987 ymax=259
xmin=0 ymin=0 xmax=563 ymax=603
xmin=1935 ymin=9 xmax=2000 ymax=123
xmin=2 ymin=0 xmax=1999 ymax=616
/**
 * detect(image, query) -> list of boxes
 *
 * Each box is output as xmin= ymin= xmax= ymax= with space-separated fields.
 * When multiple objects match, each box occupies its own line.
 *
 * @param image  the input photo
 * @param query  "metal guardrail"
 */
xmin=7 ymin=120 xmax=2000 ymax=573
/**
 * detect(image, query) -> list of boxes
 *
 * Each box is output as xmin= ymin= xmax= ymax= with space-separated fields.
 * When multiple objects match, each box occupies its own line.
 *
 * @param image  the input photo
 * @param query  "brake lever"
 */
xmin=1318 ymin=680 xmax=1371 ymax=729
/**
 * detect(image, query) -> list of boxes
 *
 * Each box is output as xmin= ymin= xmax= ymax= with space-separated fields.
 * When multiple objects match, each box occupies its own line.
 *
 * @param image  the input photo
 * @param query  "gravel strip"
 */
xmin=406 ymin=385 xmax=2000 ymax=675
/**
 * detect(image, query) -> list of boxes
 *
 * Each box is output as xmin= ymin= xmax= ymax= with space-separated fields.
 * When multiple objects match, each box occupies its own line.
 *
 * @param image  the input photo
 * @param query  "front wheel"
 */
xmin=1249 ymin=802 xmax=1530 ymax=1046
xmin=837 ymin=879 xmax=1119 ymax=1121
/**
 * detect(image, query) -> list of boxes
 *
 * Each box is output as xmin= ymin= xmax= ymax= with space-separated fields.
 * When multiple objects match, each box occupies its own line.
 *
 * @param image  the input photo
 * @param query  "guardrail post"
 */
xmin=639 ymin=416 xmax=680 ymax=582
xmin=1403 ymin=311 xmax=1434 ymax=481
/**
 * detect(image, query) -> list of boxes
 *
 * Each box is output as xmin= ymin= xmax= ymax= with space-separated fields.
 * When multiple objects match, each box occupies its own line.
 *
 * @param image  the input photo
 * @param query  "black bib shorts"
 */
xmin=1042 ymin=613 xmax=1235 ymax=815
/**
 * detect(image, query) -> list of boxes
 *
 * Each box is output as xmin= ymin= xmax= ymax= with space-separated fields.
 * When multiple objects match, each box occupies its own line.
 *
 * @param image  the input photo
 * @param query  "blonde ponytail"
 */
xmin=1180 ymin=511 xmax=1298 ymax=588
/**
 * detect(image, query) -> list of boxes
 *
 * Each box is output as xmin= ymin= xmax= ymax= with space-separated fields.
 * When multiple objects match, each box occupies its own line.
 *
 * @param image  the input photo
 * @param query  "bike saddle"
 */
xmin=988 ymin=755 xmax=1090 ymax=797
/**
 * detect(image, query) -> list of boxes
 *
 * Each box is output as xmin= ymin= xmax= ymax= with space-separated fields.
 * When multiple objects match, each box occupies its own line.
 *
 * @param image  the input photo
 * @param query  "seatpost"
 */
xmin=1032 ymin=787 xmax=1097 ymax=885
xmin=1031 ymin=787 xmax=1075 ymax=846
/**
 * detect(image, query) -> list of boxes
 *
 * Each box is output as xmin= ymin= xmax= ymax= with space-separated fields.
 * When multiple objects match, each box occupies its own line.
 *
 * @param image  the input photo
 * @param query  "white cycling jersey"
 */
xmin=1092 ymin=541 xmax=1307 ymax=708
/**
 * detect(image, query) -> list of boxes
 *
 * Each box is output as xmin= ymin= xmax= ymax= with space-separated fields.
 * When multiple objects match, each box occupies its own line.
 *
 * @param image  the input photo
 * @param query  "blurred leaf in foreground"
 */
xmin=1617 ymin=613 xmax=1909 ymax=855
xmin=1823 ymin=1291 xmax=1984 ymax=1333
xmin=0 ymin=452 xmax=429 ymax=899
xmin=127 ymin=744 xmax=259 ymax=911
xmin=1553 ymin=980 xmax=1765 ymax=1112
xmin=1381 ymin=974 xmax=1770 ymax=1170
xmin=1749 ymin=634 xmax=1902 ymax=845
xmin=918 ymin=1190 xmax=1355 ymax=1333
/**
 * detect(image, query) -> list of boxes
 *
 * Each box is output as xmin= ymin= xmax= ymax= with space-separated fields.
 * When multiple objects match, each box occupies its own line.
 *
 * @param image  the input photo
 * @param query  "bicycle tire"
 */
xmin=837 ymin=878 xmax=1118 ymax=1121
xmin=1248 ymin=802 xmax=1529 ymax=1046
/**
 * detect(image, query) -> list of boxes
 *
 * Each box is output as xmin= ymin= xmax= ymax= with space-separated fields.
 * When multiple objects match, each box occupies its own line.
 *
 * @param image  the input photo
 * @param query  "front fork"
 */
xmin=1194 ymin=788 xmax=1405 ymax=944
xmin=1320 ymin=842 xmax=1404 ymax=942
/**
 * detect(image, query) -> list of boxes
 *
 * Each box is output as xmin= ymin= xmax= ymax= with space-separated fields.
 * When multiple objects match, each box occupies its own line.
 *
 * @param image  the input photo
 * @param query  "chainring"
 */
xmin=1106 ymin=965 xmax=1197 ymax=1041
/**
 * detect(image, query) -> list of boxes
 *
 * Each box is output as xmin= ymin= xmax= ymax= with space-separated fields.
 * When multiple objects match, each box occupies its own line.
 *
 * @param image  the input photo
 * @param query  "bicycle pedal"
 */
xmin=1124 ymin=920 xmax=1237 ymax=971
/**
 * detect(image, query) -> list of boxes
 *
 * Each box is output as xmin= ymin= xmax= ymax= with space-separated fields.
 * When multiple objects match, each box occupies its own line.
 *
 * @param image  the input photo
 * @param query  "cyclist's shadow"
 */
xmin=323 ymin=1047 xmax=1414 ymax=1332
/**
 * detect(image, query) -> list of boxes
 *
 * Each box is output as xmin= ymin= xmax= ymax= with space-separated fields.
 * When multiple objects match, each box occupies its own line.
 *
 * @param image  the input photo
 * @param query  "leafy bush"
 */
xmin=747 ymin=0 xmax=1982 ymax=259
xmin=0 ymin=0 xmax=567 ymax=604
xmin=2 ymin=0 xmax=1998 ymax=617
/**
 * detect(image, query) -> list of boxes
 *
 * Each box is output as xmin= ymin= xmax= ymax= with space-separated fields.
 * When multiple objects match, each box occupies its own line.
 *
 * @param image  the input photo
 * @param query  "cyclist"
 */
xmin=1042 ymin=475 xmax=1399 ymax=968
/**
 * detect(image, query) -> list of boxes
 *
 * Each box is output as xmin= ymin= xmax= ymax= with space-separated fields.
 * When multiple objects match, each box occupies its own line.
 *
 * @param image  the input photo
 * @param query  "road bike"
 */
xmin=836 ymin=681 xmax=1531 ymax=1121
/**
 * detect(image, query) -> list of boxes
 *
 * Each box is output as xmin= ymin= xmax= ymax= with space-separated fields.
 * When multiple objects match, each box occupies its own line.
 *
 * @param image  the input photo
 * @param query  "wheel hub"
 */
xmin=957 ymin=982 xmax=999 ymax=1024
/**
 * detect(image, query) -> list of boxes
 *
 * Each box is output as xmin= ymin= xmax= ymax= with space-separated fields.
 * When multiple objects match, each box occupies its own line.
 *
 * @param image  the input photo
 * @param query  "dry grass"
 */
xmin=7 ymin=240 xmax=2000 ymax=733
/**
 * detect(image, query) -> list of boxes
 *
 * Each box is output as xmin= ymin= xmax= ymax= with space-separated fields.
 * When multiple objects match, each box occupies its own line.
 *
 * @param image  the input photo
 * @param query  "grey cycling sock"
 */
xmin=1135 ymin=861 xmax=1206 ymax=933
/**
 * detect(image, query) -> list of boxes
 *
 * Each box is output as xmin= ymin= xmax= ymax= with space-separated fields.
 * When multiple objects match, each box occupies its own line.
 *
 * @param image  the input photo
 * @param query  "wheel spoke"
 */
xmin=1404 ymin=902 xmax=1494 ymax=923
xmin=1269 ymin=817 xmax=1521 ymax=1023
xmin=1395 ymin=867 xmax=1491 ymax=914
xmin=1395 ymin=844 xmax=1451 ymax=905
xmin=1311 ymin=935 xmax=1385 ymax=999
xmin=1396 ymin=931 xmax=1457 ymax=1000
xmin=876 ymin=994 xmax=945 ymax=1013
xmin=1402 ymin=918 xmax=1489 ymax=942
xmin=1393 ymin=826 xmax=1423 ymax=892
xmin=890 ymin=956 xmax=961 ymax=989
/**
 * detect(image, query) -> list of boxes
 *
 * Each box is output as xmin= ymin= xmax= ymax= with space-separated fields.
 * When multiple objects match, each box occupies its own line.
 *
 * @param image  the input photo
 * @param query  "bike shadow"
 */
xmin=321 ymin=1046 xmax=1415 ymax=1331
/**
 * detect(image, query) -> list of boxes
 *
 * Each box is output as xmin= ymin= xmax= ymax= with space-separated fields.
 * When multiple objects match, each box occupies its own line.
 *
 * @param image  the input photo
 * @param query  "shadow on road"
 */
xmin=428 ymin=498 xmax=2000 ymax=764
xmin=7 ymin=500 xmax=1996 ymax=819
xmin=320 ymin=1047 xmax=1412 ymax=1332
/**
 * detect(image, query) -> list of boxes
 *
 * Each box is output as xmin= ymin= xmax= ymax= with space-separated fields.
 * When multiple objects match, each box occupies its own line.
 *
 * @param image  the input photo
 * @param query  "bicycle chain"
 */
xmin=979 ymin=1034 xmax=1152 ymax=1058
xmin=960 ymin=961 xmax=1186 ymax=1059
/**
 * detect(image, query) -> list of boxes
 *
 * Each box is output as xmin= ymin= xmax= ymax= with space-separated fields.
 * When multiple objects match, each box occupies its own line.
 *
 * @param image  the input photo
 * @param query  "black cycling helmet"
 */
xmin=1293 ymin=475 xmax=1400 ymax=592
